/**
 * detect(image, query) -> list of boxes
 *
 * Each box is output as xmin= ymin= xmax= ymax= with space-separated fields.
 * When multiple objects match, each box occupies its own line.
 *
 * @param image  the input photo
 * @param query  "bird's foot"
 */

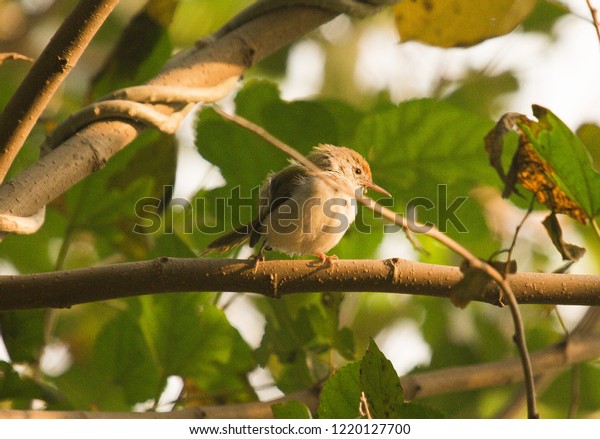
xmin=315 ymin=252 xmax=338 ymax=269
xmin=249 ymin=251 xmax=265 ymax=273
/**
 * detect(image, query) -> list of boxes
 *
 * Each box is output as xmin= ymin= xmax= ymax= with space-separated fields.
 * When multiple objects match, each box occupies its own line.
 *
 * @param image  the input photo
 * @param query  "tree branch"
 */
xmin=0 ymin=5 xmax=352 ymax=217
xmin=0 ymin=0 xmax=119 ymax=181
xmin=42 ymin=76 xmax=240 ymax=151
xmin=0 ymin=206 xmax=44 ymax=234
xmin=211 ymin=105 xmax=542 ymax=417
xmin=1 ymin=333 xmax=598 ymax=419
xmin=0 ymin=257 xmax=598 ymax=311
xmin=401 ymin=332 xmax=600 ymax=401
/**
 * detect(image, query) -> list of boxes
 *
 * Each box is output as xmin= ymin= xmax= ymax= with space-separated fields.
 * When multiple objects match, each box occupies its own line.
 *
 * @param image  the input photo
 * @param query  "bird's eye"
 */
xmin=354 ymin=167 xmax=362 ymax=175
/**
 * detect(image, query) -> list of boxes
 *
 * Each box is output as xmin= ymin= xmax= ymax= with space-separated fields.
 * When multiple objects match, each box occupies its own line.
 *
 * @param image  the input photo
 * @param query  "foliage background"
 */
xmin=0 ymin=0 xmax=598 ymax=418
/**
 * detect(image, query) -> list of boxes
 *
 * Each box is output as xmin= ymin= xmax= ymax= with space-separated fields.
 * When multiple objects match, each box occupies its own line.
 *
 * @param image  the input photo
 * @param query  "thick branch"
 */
xmin=0 ymin=6 xmax=339 ymax=216
xmin=0 ymin=258 xmax=598 ymax=311
xmin=0 ymin=0 xmax=119 ymax=181
xmin=1 ymin=333 xmax=598 ymax=419
xmin=401 ymin=333 xmax=600 ymax=402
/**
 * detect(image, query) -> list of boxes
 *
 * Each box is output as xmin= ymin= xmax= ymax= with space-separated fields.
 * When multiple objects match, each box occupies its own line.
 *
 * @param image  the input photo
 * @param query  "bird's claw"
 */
xmin=249 ymin=251 xmax=265 ymax=273
xmin=315 ymin=252 xmax=338 ymax=269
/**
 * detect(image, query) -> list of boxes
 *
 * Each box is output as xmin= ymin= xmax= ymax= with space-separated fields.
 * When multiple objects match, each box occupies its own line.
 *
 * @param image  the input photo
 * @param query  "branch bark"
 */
xmin=0 ymin=257 xmax=598 ymax=311
xmin=0 ymin=6 xmax=338 ymax=217
xmin=1 ymin=333 xmax=598 ymax=419
xmin=0 ymin=0 xmax=119 ymax=181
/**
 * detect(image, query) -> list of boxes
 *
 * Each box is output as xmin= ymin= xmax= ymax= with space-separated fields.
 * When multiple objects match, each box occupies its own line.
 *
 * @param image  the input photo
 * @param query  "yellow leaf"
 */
xmin=393 ymin=0 xmax=538 ymax=48
xmin=145 ymin=0 xmax=178 ymax=28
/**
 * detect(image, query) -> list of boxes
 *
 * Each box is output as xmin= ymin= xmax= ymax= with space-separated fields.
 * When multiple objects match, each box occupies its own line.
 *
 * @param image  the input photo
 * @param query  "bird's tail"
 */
xmin=201 ymin=219 xmax=259 ymax=255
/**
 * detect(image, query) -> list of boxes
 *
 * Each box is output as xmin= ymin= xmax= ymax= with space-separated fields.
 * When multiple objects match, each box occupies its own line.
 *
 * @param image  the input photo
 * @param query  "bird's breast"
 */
xmin=261 ymin=177 xmax=357 ymax=255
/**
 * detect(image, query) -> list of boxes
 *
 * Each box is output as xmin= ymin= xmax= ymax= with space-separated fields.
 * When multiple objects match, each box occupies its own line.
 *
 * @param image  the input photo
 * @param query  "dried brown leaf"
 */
xmin=450 ymin=266 xmax=492 ymax=309
xmin=484 ymin=112 xmax=526 ymax=197
xmin=511 ymin=135 xmax=588 ymax=224
xmin=486 ymin=110 xmax=590 ymax=224
xmin=542 ymin=213 xmax=586 ymax=262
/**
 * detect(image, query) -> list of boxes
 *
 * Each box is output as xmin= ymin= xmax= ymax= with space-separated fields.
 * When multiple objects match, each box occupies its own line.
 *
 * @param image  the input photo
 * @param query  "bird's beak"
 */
xmin=364 ymin=181 xmax=392 ymax=197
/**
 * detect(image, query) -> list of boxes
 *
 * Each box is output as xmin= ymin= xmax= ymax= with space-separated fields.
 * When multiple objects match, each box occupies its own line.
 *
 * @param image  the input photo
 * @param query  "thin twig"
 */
xmin=554 ymin=307 xmax=570 ymax=335
xmin=503 ymin=195 xmax=535 ymax=277
xmin=42 ymin=101 xmax=196 ymax=151
xmin=0 ymin=52 xmax=33 ymax=64
xmin=568 ymin=364 xmax=581 ymax=418
xmin=359 ymin=392 xmax=373 ymax=419
xmin=211 ymin=106 xmax=539 ymax=418
xmin=586 ymin=0 xmax=600 ymax=47
xmin=42 ymin=75 xmax=239 ymax=151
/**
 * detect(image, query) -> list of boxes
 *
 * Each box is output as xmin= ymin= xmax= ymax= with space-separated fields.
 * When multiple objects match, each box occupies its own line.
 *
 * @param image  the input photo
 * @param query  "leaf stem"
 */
xmin=591 ymin=217 xmax=600 ymax=241
xmin=503 ymin=195 xmax=535 ymax=277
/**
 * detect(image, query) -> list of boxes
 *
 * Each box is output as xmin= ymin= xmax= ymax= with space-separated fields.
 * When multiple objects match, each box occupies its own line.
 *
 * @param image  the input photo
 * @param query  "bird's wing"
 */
xmin=250 ymin=164 xmax=309 ymax=247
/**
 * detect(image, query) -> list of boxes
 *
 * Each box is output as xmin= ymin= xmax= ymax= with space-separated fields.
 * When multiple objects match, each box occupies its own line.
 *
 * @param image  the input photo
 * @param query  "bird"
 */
xmin=204 ymin=144 xmax=390 ymax=263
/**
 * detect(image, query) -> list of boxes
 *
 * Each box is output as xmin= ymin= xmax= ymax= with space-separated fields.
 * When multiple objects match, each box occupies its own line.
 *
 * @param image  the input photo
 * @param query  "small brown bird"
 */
xmin=204 ymin=144 xmax=390 ymax=262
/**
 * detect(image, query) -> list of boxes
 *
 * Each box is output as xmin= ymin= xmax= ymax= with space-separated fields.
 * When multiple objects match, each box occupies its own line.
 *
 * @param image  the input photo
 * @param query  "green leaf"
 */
xmin=255 ymin=294 xmax=355 ymax=391
xmin=139 ymin=295 xmax=254 ymax=390
xmin=91 ymin=313 xmax=162 ymax=405
xmin=359 ymin=338 xmax=403 ymax=419
xmin=355 ymin=99 xmax=494 ymax=204
xmin=168 ymin=0 xmax=254 ymax=46
xmin=318 ymin=361 xmax=361 ymax=419
xmin=55 ymin=312 xmax=161 ymax=410
xmin=0 ymin=207 xmax=67 ymax=273
xmin=518 ymin=105 xmax=600 ymax=219
xmin=0 ymin=361 xmax=61 ymax=405
xmin=353 ymin=99 xmax=496 ymax=254
xmin=334 ymin=327 xmax=356 ymax=361
xmin=443 ymin=71 xmax=519 ymax=116
xmin=255 ymin=300 xmax=316 ymax=392
xmin=320 ymin=293 xmax=356 ymax=360
xmin=521 ymin=0 xmax=568 ymax=34
xmin=62 ymin=129 xmax=176 ymax=262
xmin=148 ymin=232 xmax=198 ymax=259
xmin=541 ymin=363 xmax=600 ymax=417
xmin=277 ymin=355 xmax=314 ymax=394
xmin=272 ymin=400 xmax=312 ymax=419
xmin=394 ymin=403 xmax=445 ymax=419
xmin=0 ymin=310 xmax=45 ymax=363
xmin=576 ymin=123 xmax=600 ymax=173
xmin=88 ymin=0 xmax=177 ymax=100
xmin=55 ymin=364 xmax=130 ymax=411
